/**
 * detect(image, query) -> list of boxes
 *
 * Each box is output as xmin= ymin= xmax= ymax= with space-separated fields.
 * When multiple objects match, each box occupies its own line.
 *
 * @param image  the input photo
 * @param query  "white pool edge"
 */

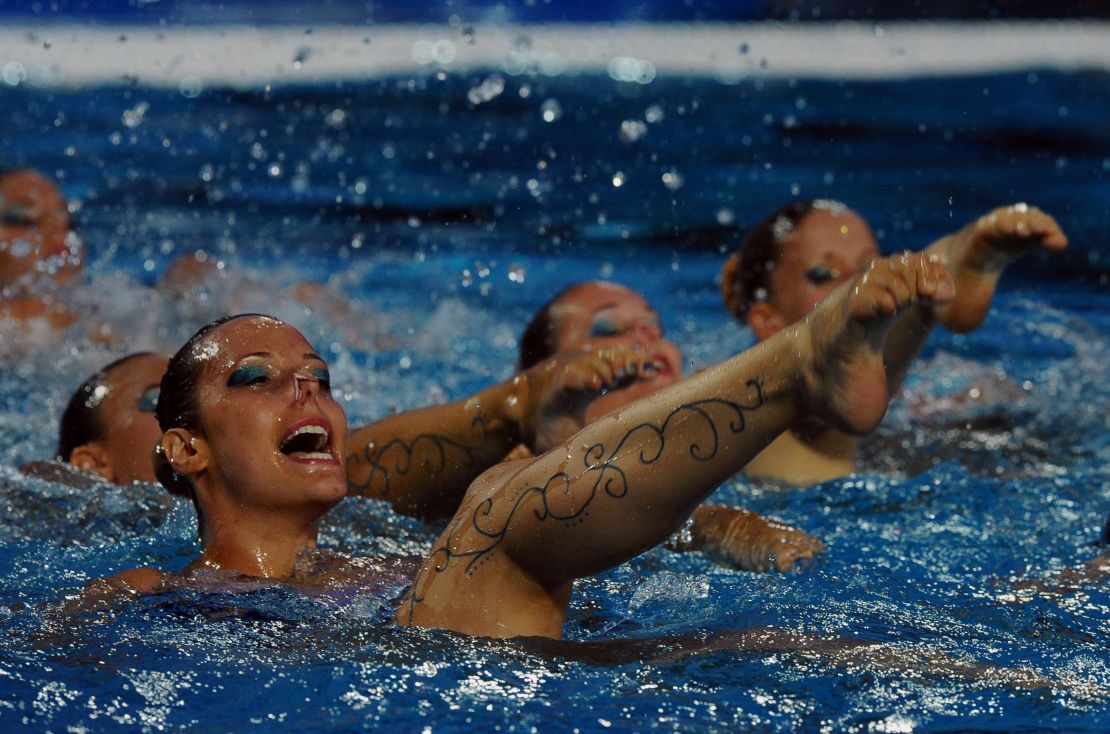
xmin=2 ymin=20 xmax=1109 ymax=89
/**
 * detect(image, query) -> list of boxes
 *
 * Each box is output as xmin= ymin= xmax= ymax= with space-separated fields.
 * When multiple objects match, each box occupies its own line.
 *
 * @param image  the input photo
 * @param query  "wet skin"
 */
xmin=187 ymin=317 xmax=349 ymax=519
xmin=755 ymin=207 xmax=880 ymax=336
xmin=72 ymin=354 xmax=168 ymax=485
xmin=547 ymin=281 xmax=683 ymax=422
xmin=0 ymin=169 xmax=82 ymax=289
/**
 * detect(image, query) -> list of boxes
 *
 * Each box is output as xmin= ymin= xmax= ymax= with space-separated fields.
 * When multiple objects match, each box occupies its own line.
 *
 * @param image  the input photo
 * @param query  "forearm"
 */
xmin=345 ymin=377 xmax=527 ymax=519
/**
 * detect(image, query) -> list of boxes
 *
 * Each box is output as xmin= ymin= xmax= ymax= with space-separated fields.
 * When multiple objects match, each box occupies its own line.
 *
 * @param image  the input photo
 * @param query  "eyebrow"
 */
xmin=234 ymin=351 xmax=327 ymax=363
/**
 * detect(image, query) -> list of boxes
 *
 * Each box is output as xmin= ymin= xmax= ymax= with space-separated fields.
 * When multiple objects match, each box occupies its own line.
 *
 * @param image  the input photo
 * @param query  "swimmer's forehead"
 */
xmin=188 ymin=317 xmax=324 ymax=370
xmin=771 ymin=199 xmax=851 ymax=242
xmin=553 ymin=282 xmax=654 ymax=317
xmin=0 ymin=170 xmax=66 ymax=210
xmin=81 ymin=354 xmax=167 ymax=409
xmin=103 ymin=354 xmax=169 ymax=391
xmin=777 ymin=207 xmax=877 ymax=261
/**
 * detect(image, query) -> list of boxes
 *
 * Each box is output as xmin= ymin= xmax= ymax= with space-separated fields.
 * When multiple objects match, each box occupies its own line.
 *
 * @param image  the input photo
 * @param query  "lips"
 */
xmin=278 ymin=418 xmax=338 ymax=464
xmin=647 ymin=349 xmax=679 ymax=382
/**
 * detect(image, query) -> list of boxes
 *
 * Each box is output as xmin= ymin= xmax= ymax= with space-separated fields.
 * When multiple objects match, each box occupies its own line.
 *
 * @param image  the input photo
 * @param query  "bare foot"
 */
xmin=800 ymin=252 xmax=955 ymax=435
xmin=933 ymin=204 xmax=1067 ymax=333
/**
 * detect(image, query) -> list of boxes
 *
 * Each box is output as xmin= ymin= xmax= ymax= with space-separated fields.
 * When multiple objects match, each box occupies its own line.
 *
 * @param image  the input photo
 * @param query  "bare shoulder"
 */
xmin=97 ymin=567 xmax=166 ymax=594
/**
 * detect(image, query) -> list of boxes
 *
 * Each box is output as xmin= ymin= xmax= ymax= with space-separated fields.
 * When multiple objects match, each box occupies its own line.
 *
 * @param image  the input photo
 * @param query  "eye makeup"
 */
xmin=311 ymin=367 xmax=332 ymax=390
xmin=804 ymin=265 xmax=838 ymax=285
xmin=137 ymin=386 xmax=160 ymax=413
xmin=588 ymin=316 xmax=622 ymax=338
xmin=227 ymin=363 xmax=270 ymax=388
xmin=1 ymin=205 xmax=35 ymax=227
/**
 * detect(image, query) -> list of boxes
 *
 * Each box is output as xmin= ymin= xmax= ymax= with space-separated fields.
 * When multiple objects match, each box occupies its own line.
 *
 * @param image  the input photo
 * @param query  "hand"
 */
xmin=517 ymin=344 xmax=660 ymax=454
xmin=688 ymin=505 xmax=827 ymax=573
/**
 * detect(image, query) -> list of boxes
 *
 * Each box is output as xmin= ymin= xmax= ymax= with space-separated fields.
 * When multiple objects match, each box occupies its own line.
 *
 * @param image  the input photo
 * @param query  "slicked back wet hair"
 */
xmin=57 ymin=352 xmax=157 ymax=461
xmin=153 ymin=313 xmax=270 ymax=499
xmin=519 ymin=282 xmax=604 ymax=371
xmin=720 ymin=200 xmax=824 ymax=323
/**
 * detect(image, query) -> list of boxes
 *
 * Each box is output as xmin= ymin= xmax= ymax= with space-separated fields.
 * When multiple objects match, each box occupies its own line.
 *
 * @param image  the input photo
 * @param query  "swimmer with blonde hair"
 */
xmin=720 ymin=201 xmax=1066 ymax=485
xmin=92 ymin=250 xmax=954 ymax=639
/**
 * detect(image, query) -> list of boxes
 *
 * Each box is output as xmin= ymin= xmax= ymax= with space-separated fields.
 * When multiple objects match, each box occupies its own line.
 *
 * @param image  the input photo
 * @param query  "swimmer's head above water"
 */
xmin=0 ymin=168 xmax=83 ymax=290
xmin=152 ymin=314 xmax=348 ymax=537
xmin=58 ymin=352 xmax=167 ymax=485
xmin=519 ymin=280 xmax=683 ymax=421
xmin=720 ymin=200 xmax=880 ymax=341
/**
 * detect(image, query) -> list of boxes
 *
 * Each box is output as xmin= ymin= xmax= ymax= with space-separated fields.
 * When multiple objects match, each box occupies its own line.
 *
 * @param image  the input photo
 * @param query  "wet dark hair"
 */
xmin=56 ymin=352 xmax=158 ymax=461
xmin=518 ymin=282 xmax=597 ymax=370
xmin=153 ymin=313 xmax=270 ymax=499
xmin=720 ymin=200 xmax=823 ymax=322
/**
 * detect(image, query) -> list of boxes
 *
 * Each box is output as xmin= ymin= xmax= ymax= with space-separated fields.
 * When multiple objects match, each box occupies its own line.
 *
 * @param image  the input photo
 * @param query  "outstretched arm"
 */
xmin=403 ymin=253 xmax=955 ymax=637
xmin=345 ymin=347 xmax=655 ymax=519
xmin=882 ymin=204 xmax=1066 ymax=392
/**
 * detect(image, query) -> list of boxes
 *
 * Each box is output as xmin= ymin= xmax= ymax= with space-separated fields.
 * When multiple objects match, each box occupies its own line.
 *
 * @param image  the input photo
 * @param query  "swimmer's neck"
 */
xmin=190 ymin=509 xmax=322 ymax=579
xmin=743 ymin=425 xmax=856 ymax=486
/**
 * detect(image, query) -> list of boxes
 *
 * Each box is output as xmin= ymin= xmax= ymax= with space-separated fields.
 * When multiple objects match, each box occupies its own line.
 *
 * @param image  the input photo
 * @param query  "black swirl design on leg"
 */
xmin=403 ymin=381 xmax=766 ymax=624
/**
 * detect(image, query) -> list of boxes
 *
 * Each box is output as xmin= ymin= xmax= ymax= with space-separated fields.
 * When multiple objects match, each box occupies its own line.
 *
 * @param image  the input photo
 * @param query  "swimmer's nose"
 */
xmin=633 ymin=319 xmax=662 ymax=344
xmin=292 ymin=372 xmax=321 ymax=404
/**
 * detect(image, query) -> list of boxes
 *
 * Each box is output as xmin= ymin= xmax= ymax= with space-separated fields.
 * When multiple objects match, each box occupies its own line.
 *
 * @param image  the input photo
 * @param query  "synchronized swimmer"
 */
xmin=99 ymin=250 xmax=954 ymax=638
xmin=4 ymin=165 xmax=1099 ymax=643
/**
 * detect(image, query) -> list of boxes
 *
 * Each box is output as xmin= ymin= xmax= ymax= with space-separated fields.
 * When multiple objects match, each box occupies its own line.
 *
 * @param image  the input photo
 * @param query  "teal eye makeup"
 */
xmin=312 ymin=368 xmax=332 ymax=390
xmin=1 ymin=205 xmax=35 ymax=227
xmin=137 ymin=386 xmax=160 ymax=413
xmin=588 ymin=317 xmax=622 ymax=338
xmin=227 ymin=364 xmax=270 ymax=388
xmin=805 ymin=265 xmax=837 ymax=285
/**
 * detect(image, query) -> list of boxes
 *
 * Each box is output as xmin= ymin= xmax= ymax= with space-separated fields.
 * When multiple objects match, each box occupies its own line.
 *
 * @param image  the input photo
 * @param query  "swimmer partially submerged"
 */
xmin=515 ymin=280 xmax=826 ymax=572
xmin=92 ymin=251 xmax=954 ymax=639
xmin=720 ymin=202 xmax=1067 ymax=485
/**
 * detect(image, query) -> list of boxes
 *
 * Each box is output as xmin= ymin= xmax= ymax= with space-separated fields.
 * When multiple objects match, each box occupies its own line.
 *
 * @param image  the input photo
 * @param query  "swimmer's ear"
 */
xmin=747 ymin=302 xmax=786 ymax=341
xmin=161 ymin=428 xmax=208 ymax=476
xmin=69 ymin=443 xmax=115 ymax=483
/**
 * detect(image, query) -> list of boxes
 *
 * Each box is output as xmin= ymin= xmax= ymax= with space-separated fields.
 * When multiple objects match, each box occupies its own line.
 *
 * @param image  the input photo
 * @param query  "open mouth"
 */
xmin=279 ymin=421 xmax=336 ymax=464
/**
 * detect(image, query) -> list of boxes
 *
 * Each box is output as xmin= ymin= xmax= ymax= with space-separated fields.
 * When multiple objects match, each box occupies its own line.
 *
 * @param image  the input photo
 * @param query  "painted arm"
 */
xmin=345 ymin=347 xmax=655 ymax=519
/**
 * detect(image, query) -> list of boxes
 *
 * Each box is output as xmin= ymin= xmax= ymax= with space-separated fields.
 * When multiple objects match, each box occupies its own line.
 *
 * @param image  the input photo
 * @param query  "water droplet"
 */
xmin=619 ymin=119 xmax=647 ymax=143
xmin=661 ymin=171 xmax=683 ymax=190
xmin=179 ymin=75 xmax=203 ymax=98
xmin=540 ymin=98 xmax=562 ymax=123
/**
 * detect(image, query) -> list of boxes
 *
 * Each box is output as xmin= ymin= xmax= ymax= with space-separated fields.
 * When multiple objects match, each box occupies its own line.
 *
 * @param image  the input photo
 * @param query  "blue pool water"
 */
xmin=2 ymin=35 xmax=1110 ymax=732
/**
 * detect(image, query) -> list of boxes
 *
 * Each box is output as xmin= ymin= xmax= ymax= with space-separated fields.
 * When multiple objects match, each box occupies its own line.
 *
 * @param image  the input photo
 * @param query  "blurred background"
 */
xmin=0 ymin=0 xmax=1108 ymax=24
